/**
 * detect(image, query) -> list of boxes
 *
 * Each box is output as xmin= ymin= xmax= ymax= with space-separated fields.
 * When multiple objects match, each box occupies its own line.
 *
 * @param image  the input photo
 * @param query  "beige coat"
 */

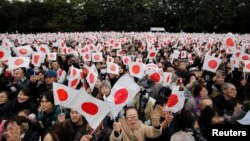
xmin=110 ymin=118 xmax=162 ymax=141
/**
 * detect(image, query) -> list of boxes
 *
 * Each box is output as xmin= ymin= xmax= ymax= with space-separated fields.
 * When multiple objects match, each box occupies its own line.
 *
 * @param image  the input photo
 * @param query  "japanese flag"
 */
xmin=147 ymin=68 xmax=163 ymax=83
xmin=243 ymin=61 xmax=250 ymax=72
xmin=36 ymin=44 xmax=50 ymax=54
xmin=0 ymin=48 xmax=11 ymax=61
xmin=2 ymin=38 xmax=14 ymax=48
xmin=128 ymin=62 xmax=145 ymax=79
xmin=202 ymin=55 xmax=222 ymax=73
xmin=106 ymin=74 xmax=140 ymax=117
xmin=112 ymin=41 xmax=121 ymax=49
xmin=224 ymin=33 xmax=236 ymax=48
xmin=13 ymin=45 xmax=33 ymax=57
xmin=187 ymin=53 xmax=194 ymax=63
xmin=32 ymin=52 xmax=45 ymax=67
xmin=147 ymin=50 xmax=157 ymax=59
xmin=96 ymin=43 xmax=103 ymax=52
xmin=239 ymin=52 xmax=250 ymax=61
xmin=82 ymin=52 xmax=91 ymax=62
xmin=72 ymin=88 xmax=110 ymax=130
xmin=53 ymin=82 xmax=79 ymax=108
xmin=47 ymin=53 xmax=57 ymax=61
xmin=164 ymin=87 xmax=185 ymax=113
xmin=163 ymin=72 xmax=172 ymax=87
xmin=180 ymin=50 xmax=187 ymax=59
xmin=68 ymin=66 xmax=82 ymax=88
xmin=107 ymin=62 xmax=119 ymax=75
xmin=92 ymin=52 xmax=103 ymax=62
xmin=122 ymin=56 xmax=131 ymax=65
xmin=86 ymin=66 xmax=98 ymax=91
xmin=107 ymin=55 xmax=114 ymax=63
xmin=8 ymin=57 xmax=30 ymax=70
xmin=117 ymin=49 xmax=124 ymax=57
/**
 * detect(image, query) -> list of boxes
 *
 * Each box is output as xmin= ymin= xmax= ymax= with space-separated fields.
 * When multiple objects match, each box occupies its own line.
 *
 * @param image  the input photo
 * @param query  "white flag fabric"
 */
xmin=86 ymin=65 xmax=98 ymax=91
xmin=0 ymin=48 xmax=11 ymax=61
xmin=237 ymin=111 xmax=250 ymax=125
xmin=92 ymin=52 xmax=103 ymax=62
xmin=202 ymin=55 xmax=222 ymax=73
xmin=13 ymin=45 xmax=33 ymax=57
xmin=52 ymin=82 xmax=79 ymax=108
xmin=8 ymin=57 xmax=30 ymax=70
xmin=128 ymin=62 xmax=145 ymax=79
xmin=47 ymin=53 xmax=57 ymax=61
xmin=107 ymin=62 xmax=120 ymax=75
xmin=72 ymin=88 xmax=110 ymax=130
xmin=163 ymin=72 xmax=173 ymax=87
xmin=32 ymin=52 xmax=45 ymax=67
xmin=164 ymin=87 xmax=185 ymax=113
xmin=106 ymin=74 xmax=140 ymax=117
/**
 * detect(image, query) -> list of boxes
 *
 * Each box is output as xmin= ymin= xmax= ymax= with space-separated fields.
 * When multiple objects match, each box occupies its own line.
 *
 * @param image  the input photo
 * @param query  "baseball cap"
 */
xmin=44 ymin=70 xmax=57 ymax=77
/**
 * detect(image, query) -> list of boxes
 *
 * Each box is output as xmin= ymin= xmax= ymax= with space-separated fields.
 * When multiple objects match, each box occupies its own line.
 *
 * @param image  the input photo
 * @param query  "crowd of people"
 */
xmin=0 ymin=32 xmax=250 ymax=141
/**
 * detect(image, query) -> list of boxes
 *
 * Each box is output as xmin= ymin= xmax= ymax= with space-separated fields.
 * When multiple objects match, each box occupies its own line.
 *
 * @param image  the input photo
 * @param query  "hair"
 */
xmin=221 ymin=82 xmax=234 ymax=94
xmin=192 ymin=85 xmax=207 ymax=98
xmin=101 ymin=80 xmax=111 ymax=89
xmin=19 ymin=87 xmax=32 ymax=97
xmin=42 ymin=124 xmax=66 ymax=141
xmin=124 ymin=106 xmax=138 ymax=118
xmin=0 ymin=91 xmax=9 ymax=98
xmin=3 ymin=116 xmax=22 ymax=130
xmin=40 ymin=91 xmax=54 ymax=105
xmin=174 ymin=110 xmax=196 ymax=131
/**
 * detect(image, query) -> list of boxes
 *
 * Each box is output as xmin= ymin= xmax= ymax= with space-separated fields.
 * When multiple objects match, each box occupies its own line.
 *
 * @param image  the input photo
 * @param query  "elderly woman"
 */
xmin=110 ymin=106 xmax=163 ymax=141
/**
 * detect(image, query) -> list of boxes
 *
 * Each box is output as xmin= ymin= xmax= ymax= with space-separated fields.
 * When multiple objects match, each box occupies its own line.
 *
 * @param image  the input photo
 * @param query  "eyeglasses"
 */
xmin=126 ymin=116 xmax=138 ymax=120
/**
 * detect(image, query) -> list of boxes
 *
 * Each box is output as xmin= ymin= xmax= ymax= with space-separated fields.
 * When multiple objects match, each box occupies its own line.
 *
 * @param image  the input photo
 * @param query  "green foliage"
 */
xmin=0 ymin=0 xmax=249 ymax=33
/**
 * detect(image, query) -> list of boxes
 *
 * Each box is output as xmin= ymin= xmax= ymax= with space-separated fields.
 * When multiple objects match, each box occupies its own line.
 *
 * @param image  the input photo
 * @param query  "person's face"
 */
xmin=52 ymin=62 xmax=60 ymax=70
xmin=101 ymin=86 xmax=110 ymax=96
xmin=199 ymin=87 xmax=208 ymax=99
xmin=45 ymin=76 xmax=57 ymax=85
xmin=200 ymin=99 xmax=213 ymax=110
xmin=70 ymin=110 xmax=83 ymax=124
xmin=40 ymin=96 xmax=53 ymax=113
xmin=224 ymin=84 xmax=237 ymax=99
xmin=0 ymin=92 xmax=8 ymax=105
xmin=38 ymin=73 xmax=45 ymax=80
xmin=178 ymin=62 xmax=186 ymax=70
xmin=3 ymin=122 xmax=21 ymax=141
xmin=215 ymin=75 xmax=225 ymax=85
xmin=125 ymin=109 xmax=139 ymax=129
xmin=17 ymin=90 xmax=29 ymax=103
xmin=13 ymin=68 xmax=24 ymax=81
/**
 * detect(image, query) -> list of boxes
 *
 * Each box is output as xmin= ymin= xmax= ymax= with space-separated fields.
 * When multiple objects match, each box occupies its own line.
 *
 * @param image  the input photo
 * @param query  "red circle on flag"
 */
xmin=208 ymin=60 xmax=218 ymax=69
xmin=70 ymin=79 xmax=78 ymax=87
xmin=14 ymin=58 xmax=24 ymax=65
xmin=167 ymin=94 xmax=178 ymax=107
xmin=49 ymin=54 xmax=55 ymax=58
xmin=132 ymin=65 xmax=140 ymax=74
xmin=85 ymin=54 xmax=89 ymax=59
xmin=115 ymin=43 xmax=119 ymax=47
xmin=242 ymin=55 xmax=249 ymax=61
xmin=149 ymin=52 xmax=156 ymax=58
xmin=246 ymin=63 xmax=250 ymax=70
xmin=0 ymin=51 xmax=4 ymax=59
xmin=236 ymin=52 xmax=240 ymax=57
xmin=114 ymin=88 xmax=128 ymax=105
xmin=5 ymin=42 xmax=9 ymax=47
xmin=73 ymin=69 xmax=77 ymax=76
xmin=124 ymin=58 xmax=129 ymax=64
xmin=19 ymin=48 xmax=27 ymax=54
xmin=33 ymin=55 xmax=40 ymax=64
xmin=40 ymin=47 xmax=46 ymax=53
xmin=81 ymin=102 xmax=98 ymax=115
xmin=89 ymin=73 xmax=95 ymax=83
xmin=56 ymin=89 xmax=68 ymax=101
xmin=226 ymin=38 xmax=234 ymax=47
xmin=150 ymin=73 xmax=161 ymax=82
xmin=166 ymin=75 xmax=170 ymax=83
xmin=94 ymin=54 xmax=100 ymax=60
xmin=90 ymin=45 xmax=94 ymax=50
xmin=110 ymin=65 xmax=117 ymax=72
